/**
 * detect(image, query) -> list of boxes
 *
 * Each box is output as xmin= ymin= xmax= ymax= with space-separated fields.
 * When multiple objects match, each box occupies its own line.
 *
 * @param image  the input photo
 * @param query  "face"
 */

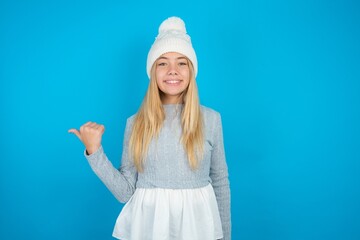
xmin=155 ymin=52 xmax=190 ymax=104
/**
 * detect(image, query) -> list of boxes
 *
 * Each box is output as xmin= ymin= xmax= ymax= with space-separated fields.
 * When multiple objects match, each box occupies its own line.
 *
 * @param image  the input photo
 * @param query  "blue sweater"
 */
xmin=85 ymin=104 xmax=231 ymax=239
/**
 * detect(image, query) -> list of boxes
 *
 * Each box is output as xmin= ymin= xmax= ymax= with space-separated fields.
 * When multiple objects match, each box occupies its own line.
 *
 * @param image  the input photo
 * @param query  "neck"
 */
xmin=161 ymin=95 xmax=183 ymax=104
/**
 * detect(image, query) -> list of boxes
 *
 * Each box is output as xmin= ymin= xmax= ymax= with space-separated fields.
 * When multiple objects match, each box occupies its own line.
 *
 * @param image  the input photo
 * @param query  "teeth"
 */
xmin=165 ymin=80 xmax=180 ymax=84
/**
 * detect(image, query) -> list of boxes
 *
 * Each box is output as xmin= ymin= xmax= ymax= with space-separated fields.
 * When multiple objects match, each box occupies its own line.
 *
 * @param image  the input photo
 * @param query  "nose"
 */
xmin=168 ymin=63 xmax=178 ymax=75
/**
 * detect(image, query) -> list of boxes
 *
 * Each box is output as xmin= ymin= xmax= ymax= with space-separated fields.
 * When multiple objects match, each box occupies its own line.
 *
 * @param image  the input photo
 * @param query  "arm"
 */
xmin=85 ymin=117 xmax=137 ymax=203
xmin=209 ymin=112 xmax=231 ymax=240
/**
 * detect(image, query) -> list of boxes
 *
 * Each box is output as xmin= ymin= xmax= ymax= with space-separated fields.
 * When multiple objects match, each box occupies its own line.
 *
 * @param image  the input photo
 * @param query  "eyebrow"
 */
xmin=157 ymin=56 xmax=187 ymax=60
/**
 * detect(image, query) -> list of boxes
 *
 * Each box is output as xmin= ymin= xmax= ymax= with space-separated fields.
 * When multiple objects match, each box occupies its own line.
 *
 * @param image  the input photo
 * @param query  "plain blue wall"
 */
xmin=1 ymin=0 xmax=359 ymax=239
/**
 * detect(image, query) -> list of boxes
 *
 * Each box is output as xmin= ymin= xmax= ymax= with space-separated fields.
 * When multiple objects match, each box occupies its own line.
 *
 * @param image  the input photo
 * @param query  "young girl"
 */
xmin=69 ymin=16 xmax=231 ymax=240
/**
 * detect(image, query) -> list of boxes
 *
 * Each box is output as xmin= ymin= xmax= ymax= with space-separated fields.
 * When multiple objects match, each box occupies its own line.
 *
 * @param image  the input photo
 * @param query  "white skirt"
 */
xmin=112 ymin=184 xmax=223 ymax=240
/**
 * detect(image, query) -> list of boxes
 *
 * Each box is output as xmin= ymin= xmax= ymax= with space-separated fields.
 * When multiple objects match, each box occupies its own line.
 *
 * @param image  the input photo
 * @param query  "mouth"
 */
xmin=164 ymin=80 xmax=182 ymax=85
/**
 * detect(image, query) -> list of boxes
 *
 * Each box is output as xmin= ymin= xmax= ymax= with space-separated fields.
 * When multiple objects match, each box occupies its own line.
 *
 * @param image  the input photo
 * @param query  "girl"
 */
xmin=69 ymin=16 xmax=231 ymax=240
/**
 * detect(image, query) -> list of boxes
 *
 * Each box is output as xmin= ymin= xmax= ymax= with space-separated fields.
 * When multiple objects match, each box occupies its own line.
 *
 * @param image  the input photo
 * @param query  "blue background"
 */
xmin=1 ymin=0 xmax=359 ymax=239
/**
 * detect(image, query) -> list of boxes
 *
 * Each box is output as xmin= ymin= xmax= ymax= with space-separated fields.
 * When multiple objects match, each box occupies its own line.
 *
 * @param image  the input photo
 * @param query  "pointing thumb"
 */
xmin=68 ymin=128 xmax=82 ymax=141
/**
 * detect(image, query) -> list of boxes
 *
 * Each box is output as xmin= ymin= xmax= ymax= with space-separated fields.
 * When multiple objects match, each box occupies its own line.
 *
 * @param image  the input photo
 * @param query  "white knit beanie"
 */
xmin=146 ymin=16 xmax=198 ymax=79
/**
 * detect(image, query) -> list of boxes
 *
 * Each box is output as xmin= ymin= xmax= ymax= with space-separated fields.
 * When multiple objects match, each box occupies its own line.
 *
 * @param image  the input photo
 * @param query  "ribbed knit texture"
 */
xmin=85 ymin=104 xmax=231 ymax=240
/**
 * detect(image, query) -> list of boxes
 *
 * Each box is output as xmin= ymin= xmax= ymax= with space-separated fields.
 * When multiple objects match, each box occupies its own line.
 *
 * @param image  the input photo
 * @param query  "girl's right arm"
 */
xmin=69 ymin=117 xmax=137 ymax=203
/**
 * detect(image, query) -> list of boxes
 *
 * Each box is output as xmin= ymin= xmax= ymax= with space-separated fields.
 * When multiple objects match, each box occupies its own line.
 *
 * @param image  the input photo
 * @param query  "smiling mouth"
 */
xmin=164 ymin=80 xmax=182 ymax=84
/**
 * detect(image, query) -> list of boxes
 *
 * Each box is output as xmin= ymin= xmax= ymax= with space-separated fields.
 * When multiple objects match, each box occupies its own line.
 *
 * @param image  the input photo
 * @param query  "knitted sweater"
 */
xmin=85 ymin=104 xmax=231 ymax=240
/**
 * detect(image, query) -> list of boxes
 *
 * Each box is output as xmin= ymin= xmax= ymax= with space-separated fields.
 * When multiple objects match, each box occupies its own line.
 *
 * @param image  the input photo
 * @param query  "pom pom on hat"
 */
xmin=159 ymin=17 xmax=186 ymax=34
xmin=146 ymin=16 xmax=198 ymax=79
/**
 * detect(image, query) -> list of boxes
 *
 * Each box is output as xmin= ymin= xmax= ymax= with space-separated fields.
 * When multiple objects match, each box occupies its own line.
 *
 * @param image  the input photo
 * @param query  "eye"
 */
xmin=179 ymin=62 xmax=188 ymax=66
xmin=157 ymin=62 xmax=167 ymax=66
xmin=158 ymin=62 xmax=167 ymax=67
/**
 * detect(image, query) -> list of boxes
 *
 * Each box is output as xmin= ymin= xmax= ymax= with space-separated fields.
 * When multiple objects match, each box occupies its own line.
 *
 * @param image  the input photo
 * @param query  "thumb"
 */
xmin=68 ymin=128 xmax=82 ymax=141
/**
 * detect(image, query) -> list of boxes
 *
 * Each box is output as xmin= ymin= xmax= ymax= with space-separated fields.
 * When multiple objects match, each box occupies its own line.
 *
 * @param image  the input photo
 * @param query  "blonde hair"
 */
xmin=129 ymin=58 xmax=204 ymax=172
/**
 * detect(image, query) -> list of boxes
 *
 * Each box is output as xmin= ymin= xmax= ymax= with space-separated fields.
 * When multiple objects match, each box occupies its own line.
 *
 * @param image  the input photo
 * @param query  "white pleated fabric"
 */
xmin=112 ymin=184 xmax=223 ymax=240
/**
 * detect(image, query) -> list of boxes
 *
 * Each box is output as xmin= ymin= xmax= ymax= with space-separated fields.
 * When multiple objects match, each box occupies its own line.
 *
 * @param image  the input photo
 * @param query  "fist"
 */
xmin=68 ymin=121 xmax=105 ymax=155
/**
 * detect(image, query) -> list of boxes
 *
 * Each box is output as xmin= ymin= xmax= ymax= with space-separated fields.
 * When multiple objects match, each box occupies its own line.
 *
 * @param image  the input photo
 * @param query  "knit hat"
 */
xmin=146 ymin=16 xmax=198 ymax=79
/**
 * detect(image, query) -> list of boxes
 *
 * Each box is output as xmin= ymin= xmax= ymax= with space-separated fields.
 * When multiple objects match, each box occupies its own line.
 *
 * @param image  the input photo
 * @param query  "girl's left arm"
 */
xmin=209 ymin=112 xmax=231 ymax=240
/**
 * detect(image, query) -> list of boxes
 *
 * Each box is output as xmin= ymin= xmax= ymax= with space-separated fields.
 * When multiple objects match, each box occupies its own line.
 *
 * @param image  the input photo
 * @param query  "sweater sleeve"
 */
xmin=209 ymin=112 xmax=231 ymax=240
xmin=84 ymin=117 xmax=137 ymax=203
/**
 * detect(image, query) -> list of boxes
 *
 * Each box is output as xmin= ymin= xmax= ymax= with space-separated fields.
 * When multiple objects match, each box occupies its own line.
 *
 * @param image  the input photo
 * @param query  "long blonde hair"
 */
xmin=129 ymin=58 xmax=204 ymax=172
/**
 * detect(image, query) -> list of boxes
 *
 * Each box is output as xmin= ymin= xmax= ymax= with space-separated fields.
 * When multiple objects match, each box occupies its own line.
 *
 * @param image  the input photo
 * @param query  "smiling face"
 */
xmin=155 ymin=52 xmax=190 ymax=104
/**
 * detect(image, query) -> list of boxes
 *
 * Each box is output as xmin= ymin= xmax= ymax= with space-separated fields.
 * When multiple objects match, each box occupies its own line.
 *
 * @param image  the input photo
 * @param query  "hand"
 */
xmin=68 ymin=121 xmax=105 ymax=155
